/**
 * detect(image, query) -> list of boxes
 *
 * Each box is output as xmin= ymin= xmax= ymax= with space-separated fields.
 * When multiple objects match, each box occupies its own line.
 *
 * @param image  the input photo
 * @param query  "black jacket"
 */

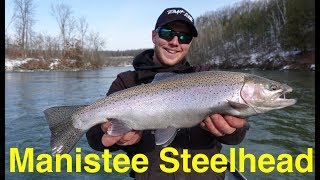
xmin=86 ymin=49 xmax=248 ymax=179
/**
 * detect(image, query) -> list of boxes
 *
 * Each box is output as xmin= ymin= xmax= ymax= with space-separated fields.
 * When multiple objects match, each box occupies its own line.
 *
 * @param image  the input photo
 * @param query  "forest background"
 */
xmin=5 ymin=0 xmax=315 ymax=71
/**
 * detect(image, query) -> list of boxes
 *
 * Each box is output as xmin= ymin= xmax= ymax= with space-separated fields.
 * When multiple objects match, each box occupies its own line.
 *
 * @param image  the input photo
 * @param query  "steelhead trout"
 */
xmin=44 ymin=71 xmax=297 ymax=155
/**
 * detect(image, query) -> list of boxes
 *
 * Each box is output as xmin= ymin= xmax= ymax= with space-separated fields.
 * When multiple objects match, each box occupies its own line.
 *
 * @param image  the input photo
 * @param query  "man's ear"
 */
xmin=152 ymin=30 xmax=157 ymax=44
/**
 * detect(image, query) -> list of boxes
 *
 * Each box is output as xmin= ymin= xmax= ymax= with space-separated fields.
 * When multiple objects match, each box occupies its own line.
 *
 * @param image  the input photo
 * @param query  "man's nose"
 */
xmin=169 ymin=36 xmax=179 ymax=46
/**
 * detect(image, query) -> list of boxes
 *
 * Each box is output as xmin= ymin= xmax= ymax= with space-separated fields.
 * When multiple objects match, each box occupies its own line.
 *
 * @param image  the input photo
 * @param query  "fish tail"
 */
xmin=43 ymin=105 xmax=87 ymax=156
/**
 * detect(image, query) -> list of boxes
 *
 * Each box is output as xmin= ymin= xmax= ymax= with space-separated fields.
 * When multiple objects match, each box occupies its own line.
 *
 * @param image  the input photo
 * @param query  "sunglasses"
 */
xmin=155 ymin=27 xmax=193 ymax=44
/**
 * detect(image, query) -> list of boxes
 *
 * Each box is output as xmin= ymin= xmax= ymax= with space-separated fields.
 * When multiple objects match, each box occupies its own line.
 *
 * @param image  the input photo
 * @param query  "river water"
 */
xmin=5 ymin=66 xmax=315 ymax=179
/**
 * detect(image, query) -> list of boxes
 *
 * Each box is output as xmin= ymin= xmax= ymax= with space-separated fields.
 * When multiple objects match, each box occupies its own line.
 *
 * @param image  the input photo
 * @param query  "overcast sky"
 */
xmin=5 ymin=0 xmax=244 ymax=50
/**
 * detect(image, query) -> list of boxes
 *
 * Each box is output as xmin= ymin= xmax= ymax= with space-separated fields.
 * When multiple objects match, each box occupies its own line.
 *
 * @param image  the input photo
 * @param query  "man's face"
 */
xmin=152 ymin=21 xmax=193 ymax=66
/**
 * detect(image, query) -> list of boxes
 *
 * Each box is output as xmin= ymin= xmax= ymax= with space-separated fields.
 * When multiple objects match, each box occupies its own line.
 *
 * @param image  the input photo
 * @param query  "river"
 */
xmin=5 ymin=66 xmax=315 ymax=179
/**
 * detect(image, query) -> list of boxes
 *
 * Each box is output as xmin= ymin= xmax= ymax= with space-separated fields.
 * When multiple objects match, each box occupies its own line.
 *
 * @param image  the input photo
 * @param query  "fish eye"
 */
xmin=269 ymin=84 xmax=279 ymax=91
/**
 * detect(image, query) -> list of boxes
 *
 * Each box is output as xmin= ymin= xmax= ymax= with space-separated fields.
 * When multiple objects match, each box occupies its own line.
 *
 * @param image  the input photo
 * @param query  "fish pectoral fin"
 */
xmin=107 ymin=119 xmax=132 ymax=136
xmin=155 ymin=126 xmax=178 ymax=147
xmin=227 ymin=100 xmax=250 ymax=110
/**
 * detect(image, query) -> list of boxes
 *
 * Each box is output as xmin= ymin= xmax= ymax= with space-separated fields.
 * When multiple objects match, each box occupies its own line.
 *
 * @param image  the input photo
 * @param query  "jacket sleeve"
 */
xmin=85 ymin=71 xmax=137 ymax=152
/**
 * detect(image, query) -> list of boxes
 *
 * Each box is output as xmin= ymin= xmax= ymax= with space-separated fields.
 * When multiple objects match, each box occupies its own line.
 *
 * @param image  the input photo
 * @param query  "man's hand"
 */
xmin=100 ymin=122 xmax=143 ymax=147
xmin=200 ymin=114 xmax=247 ymax=136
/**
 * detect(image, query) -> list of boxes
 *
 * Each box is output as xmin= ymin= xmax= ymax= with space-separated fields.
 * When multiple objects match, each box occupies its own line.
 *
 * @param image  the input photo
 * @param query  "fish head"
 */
xmin=240 ymin=75 xmax=297 ymax=114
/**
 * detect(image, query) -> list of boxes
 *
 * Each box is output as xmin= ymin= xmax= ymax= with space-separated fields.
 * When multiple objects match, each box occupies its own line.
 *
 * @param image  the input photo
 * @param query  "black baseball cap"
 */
xmin=155 ymin=7 xmax=198 ymax=37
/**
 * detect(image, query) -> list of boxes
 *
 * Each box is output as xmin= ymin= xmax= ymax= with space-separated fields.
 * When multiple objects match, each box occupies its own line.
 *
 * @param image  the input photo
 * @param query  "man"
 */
xmin=86 ymin=7 xmax=249 ymax=180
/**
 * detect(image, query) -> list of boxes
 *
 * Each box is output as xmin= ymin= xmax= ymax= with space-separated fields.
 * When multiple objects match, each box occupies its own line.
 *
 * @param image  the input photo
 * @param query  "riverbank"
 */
xmin=283 ymin=51 xmax=315 ymax=70
xmin=5 ymin=51 xmax=315 ymax=72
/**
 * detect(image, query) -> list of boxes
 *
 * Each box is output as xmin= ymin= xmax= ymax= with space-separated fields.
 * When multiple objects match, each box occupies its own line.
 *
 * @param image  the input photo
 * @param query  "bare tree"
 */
xmin=13 ymin=0 xmax=36 ymax=57
xmin=87 ymin=31 xmax=105 ymax=52
xmin=78 ymin=16 xmax=88 ymax=51
xmin=276 ymin=0 xmax=287 ymax=25
xmin=86 ymin=31 xmax=106 ymax=67
xmin=5 ymin=9 xmax=17 ymax=33
xmin=267 ymin=0 xmax=288 ymax=49
xmin=50 ymin=2 xmax=74 ymax=50
xmin=5 ymin=33 xmax=12 ymax=56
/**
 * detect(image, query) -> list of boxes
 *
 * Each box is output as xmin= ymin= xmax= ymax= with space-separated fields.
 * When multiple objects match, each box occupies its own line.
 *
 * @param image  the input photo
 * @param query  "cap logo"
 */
xmin=184 ymin=12 xmax=193 ymax=23
xmin=167 ymin=9 xmax=194 ymax=23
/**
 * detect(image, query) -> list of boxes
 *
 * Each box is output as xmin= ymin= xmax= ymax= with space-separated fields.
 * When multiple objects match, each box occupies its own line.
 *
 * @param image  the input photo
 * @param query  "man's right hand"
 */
xmin=100 ymin=122 xmax=143 ymax=147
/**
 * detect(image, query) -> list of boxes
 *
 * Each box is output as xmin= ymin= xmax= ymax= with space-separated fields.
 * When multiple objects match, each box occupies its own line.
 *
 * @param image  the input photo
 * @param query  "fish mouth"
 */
xmin=271 ymin=88 xmax=297 ymax=106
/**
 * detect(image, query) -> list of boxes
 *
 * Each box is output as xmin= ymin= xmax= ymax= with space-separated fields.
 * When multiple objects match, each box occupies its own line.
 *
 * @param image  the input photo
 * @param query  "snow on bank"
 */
xmin=48 ymin=59 xmax=61 ymax=70
xmin=248 ymin=50 xmax=301 ymax=65
xmin=5 ymin=58 xmax=64 ymax=71
xmin=5 ymin=50 xmax=314 ymax=71
xmin=5 ymin=58 xmax=33 ymax=71
xmin=209 ymin=49 xmax=315 ymax=70
xmin=310 ymin=64 xmax=315 ymax=70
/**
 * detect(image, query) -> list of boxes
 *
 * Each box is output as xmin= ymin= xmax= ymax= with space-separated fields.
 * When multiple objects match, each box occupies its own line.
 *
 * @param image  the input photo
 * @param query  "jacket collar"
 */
xmin=132 ymin=49 xmax=193 ymax=83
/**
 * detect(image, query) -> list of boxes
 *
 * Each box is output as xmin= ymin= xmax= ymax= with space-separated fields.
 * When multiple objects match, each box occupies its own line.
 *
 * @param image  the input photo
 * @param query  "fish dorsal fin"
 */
xmin=152 ymin=73 xmax=178 ymax=82
xmin=227 ymin=100 xmax=250 ymax=110
xmin=155 ymin=126 xmax=178 ymax=147
xmin=107 ymin=119 xmax=132 ymax=136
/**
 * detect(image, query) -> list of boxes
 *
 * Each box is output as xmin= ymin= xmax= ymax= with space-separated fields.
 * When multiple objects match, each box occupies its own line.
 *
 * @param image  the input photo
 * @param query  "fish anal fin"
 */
xmin=107 ymin=119 xmax=132 ymax=136
xmin=155 ymin=126 xmax=177 ymax=147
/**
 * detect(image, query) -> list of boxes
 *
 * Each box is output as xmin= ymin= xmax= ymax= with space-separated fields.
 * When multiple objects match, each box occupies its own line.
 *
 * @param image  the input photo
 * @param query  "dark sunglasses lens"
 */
xmin=159 ymin=29 xmax=174 ymax=40
xmin=178 ymin=34 xmax=192 ymax=44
